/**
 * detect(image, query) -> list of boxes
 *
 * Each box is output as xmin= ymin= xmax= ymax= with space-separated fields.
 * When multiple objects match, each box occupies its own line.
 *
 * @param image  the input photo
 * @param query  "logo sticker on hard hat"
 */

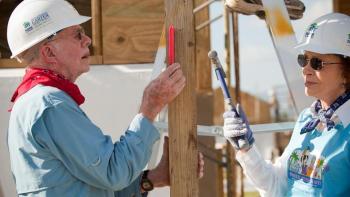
xmin=23 ymin=22 xmax=33 ymax=33
xmin=305 ymin=23 xmax=318 ymax=39
xmin=347 ymin=34 xmax=350 ymax=44
xmin=23 ymin=12 xmax=52 ymax=34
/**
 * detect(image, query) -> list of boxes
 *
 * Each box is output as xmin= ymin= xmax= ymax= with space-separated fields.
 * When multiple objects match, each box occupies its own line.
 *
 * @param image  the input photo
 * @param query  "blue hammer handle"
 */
xmin=214 ymin=65 xmax=249 ymax=150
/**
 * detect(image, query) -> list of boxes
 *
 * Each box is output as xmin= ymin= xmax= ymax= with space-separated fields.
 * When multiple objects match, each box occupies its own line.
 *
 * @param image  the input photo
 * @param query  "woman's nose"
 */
xmin=302 ymin=61 xmax=314 ymax=76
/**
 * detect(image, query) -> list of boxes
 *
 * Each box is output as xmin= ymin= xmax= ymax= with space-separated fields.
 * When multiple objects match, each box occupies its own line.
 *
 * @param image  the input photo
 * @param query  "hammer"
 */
xmin=208 ymin=50 xmax=249 ymax=150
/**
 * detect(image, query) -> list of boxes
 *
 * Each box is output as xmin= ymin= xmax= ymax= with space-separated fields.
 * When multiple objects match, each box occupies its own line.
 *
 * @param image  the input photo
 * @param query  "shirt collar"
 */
xmin=335 ymin=98 xmax=350 ymax=127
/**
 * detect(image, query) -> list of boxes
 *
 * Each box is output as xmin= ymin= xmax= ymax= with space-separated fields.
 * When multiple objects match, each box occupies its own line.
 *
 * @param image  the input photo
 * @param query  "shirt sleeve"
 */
xmin=31 ymin=101 xmax=160 ymax=191
xmin=236 ymin=145 xmax=289 ymax=197
xmin=113 ymin=175 xmax=144 ymax=197
xmin=236 ymin=109 xmax=310 ymax=197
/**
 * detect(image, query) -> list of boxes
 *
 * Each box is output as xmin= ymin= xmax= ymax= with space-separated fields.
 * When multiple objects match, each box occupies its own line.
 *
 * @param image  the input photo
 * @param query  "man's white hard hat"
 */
xmin=295 ymin=13 xmax=350 ymax=57
xmin=7 ymin=0 xmax=91 ymax=58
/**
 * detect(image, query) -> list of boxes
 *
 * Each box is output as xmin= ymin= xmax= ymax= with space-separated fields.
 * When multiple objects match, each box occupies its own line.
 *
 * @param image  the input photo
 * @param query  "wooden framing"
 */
xmin=91 ymin=0 xmax=103 ymax=65
xmin=0 ymin=59 xmax=24 ymax=68
xmin=0 ymin=56 xmax=103 ymax=68
xmin=194 ymin=0 xmax=222 ymax=196
xmin=232 ymin=12 xmax=244 ymax=197
xmin=333 ymin=0 xmax=350 ymax=15
xmin=165 ymin=0 xmax=199 ymax=196
xmin=224 ymin=7 xmax=237 ymax=197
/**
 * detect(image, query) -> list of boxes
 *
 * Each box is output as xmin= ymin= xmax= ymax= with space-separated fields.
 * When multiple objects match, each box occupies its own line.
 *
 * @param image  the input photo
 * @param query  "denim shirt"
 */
xmin=8 ymin=85 xmax=160 ymax=196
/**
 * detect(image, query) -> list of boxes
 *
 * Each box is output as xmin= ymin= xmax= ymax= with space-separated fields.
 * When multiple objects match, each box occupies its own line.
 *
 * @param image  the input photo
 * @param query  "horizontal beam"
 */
xmin=154 ymin=121 xmax=295 ymax=137
xmin=193 ymin=0 xmax=221 ymax=14
xmin=196 ymin=14 xmax=223 ymax=31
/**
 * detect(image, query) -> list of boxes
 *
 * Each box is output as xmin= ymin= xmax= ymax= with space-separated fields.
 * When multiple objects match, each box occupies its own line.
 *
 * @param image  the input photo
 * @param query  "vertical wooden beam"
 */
xmin=233 ymin=13 xmax=240 ymax=104
xmin=195 ymin=0 xmax=212 ymax=93
xmin=224 ymin=7 xmax=231 ymax=87
xmin=224 ymin=6 xmax=238 ymax=197
xmin=193 ymin=0 xmax=222 ymax=196
xmin=91 ymin=0 xmax=103 ymax=64
xmin=165 ymin=0 xmax=199 ymax=197
xmin=232 ymin=12 xmax=244 ymax=197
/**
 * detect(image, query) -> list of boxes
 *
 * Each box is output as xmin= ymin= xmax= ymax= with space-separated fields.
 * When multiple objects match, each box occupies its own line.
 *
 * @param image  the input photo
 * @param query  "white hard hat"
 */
xmin=295 ymin=13 xmax=350 ymax=57
xmin=7 ymin=0 xmax=91 ymax=58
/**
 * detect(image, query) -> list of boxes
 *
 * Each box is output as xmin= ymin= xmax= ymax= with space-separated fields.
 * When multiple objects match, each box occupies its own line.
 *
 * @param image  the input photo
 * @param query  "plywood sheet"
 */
xmin=102 ymin=0 xmax=164 ymax=64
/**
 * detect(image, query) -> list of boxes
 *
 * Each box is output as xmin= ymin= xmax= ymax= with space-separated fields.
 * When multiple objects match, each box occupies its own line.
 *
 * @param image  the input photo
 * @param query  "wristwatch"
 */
xmin=141 ymin=170 xmax=154 ymax=192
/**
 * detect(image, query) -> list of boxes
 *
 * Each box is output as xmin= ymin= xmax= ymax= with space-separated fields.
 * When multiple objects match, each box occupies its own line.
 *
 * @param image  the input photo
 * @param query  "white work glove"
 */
xmin=223 ymin=104 xmax=255 ymax=151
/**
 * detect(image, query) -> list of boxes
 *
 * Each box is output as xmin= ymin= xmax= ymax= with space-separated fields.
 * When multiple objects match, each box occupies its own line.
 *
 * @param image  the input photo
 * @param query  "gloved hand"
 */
xmin=223 ymin=104 xmax=255 ymax=151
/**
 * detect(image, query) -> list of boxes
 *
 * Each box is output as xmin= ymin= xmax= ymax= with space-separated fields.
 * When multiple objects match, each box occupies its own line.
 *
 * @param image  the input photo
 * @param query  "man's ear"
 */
xmin=40 ymin=44 xmax=57 ymax=65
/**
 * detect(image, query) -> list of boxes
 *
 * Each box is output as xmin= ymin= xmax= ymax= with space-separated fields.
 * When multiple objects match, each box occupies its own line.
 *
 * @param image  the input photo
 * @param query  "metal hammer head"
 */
xmin=208 ymin=50 xmax=226 ymax=78
xmin=208 ymin=50 xmax=221 ymax=68
xmin=208 ymin=50 xmax=218 ymax=59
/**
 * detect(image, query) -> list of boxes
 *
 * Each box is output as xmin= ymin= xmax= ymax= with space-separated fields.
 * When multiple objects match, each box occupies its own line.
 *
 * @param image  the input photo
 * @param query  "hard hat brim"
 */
xmin=294 ymin=41 xmax=350 ymax=57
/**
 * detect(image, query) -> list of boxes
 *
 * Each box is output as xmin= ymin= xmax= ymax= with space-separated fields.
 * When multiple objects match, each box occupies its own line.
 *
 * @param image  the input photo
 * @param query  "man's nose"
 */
xmin=82 ymin=34 xmax=92 ymax=48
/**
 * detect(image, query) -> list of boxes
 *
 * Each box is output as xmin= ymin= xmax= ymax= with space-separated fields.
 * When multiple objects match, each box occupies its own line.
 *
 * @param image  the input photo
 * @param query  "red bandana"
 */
xmin=10 ymin=67 xmax=85 ymax=107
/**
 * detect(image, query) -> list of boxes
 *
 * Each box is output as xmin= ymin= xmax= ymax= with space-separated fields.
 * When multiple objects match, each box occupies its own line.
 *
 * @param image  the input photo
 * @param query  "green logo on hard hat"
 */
xmin=305 ymin=23 xmax=318 ymax=39
xmin=23 ymin=22 xmax=33 ymax=33
xmin=348 ymin=34 xmax=350 ymax=44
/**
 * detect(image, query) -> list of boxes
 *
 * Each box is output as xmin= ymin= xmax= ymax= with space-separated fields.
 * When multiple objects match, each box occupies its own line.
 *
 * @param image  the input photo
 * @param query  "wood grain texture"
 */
xmin=91 ymin=0 xmax=102 ymax=57
xmin=165 ymin=0 xmax=199 ymax=196
xmin=193 ymin=1 xmax=222 ymax=196
xmin=0 ymin=59 xmax=25 ymax=68
xmin=102 ymin=0 xmax=164 ymax=64
xmin=195 ymin=0 xmax=212 ymax=92
xmin=333 ymin=0 xmax=350 ymax=15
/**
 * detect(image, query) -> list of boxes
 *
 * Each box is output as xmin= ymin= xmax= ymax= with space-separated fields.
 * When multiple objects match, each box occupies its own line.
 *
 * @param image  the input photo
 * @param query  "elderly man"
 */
xmin=7 ymin=0 xmax=203 ymax=196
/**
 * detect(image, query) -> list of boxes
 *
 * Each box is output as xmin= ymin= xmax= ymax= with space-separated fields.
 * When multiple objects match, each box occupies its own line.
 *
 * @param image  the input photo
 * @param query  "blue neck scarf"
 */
xmin=300 ymin=91 xmax=350 ymax=134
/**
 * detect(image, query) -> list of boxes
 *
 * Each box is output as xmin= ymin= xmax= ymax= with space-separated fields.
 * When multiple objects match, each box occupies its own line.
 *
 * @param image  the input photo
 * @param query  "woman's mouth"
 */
xmin=304 ymin=81 xmax=317 ymax=87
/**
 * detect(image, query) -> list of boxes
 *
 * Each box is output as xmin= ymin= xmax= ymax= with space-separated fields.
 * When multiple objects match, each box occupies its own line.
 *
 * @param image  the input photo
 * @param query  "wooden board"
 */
xmin=195 ymin=0 xmax=212 ymax=92
xmin=193 ymin=0 xmax=222 ymax=196
xmin=333 ymin=0 xmax=350 ymax=15
xmin=165 ymin=0 xmax=199 ymax=196
xmin=0 ymin=1 xmax=18 ymax=59
xmin=102 ymin=0 xmax=164 ymax=64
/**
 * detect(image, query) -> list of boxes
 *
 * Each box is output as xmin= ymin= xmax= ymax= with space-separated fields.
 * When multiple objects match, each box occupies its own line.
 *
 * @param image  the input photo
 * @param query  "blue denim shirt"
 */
xmin=8 ymin=85 xmax=160 ymax=196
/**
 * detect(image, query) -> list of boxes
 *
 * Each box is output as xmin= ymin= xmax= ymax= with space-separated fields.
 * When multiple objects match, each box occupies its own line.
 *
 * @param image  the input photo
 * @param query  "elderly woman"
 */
xmin=223 ymin=13 xmax=350 ymax=196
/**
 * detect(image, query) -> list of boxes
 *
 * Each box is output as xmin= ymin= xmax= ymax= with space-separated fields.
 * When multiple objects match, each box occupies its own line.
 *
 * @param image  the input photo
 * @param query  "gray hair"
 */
xmin=15 ymin=40 xmax=47 ymax=64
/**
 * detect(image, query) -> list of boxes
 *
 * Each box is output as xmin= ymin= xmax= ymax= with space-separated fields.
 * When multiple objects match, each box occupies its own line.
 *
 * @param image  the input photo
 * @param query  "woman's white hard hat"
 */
xmin=295 ymin=13 xmax=350 ymax=57
xmin=7 ymin=0 xmax=91 ymax=58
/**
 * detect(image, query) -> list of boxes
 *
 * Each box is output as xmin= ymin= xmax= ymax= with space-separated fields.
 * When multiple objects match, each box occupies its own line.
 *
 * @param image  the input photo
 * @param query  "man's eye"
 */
xmin=76 ymin=32 xmax=82 ymax=40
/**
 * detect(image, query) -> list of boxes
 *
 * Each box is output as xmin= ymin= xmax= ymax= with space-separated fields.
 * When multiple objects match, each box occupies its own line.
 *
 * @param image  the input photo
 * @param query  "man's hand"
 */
xmin=139 ymin=63 xmax=185 ymax=121
xmin=147 ymin=137 xmax=204 ymax=187
xmin=223 ymin=104 xmax=255 ymax=151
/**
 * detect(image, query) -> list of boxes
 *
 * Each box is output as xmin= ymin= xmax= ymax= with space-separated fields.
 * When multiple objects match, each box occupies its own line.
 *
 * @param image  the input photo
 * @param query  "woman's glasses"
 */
xmin=297 ymin=54 xmax=343 ymax=70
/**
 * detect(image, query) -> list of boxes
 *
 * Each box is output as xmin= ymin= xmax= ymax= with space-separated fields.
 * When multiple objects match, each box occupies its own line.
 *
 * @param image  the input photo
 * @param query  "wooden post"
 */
xmin=232 ymin=12 xmax=244 ymax=197
xmin=194 ymin=0 xmax=222 ymax=196
xmin=224 ymin=6 xmax=238 ymax=197
xmin=165 ymin=0 xmax=199 ymax=197
xmin=233 ymin=12 xmax=240 ymax=104
xmin=91 ymin=0 xmax=103 ymax=64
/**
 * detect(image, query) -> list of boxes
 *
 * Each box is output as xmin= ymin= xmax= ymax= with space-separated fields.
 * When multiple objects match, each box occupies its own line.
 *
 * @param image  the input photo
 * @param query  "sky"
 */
xmin=209 ymin=0 xmax=333 ymax=101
